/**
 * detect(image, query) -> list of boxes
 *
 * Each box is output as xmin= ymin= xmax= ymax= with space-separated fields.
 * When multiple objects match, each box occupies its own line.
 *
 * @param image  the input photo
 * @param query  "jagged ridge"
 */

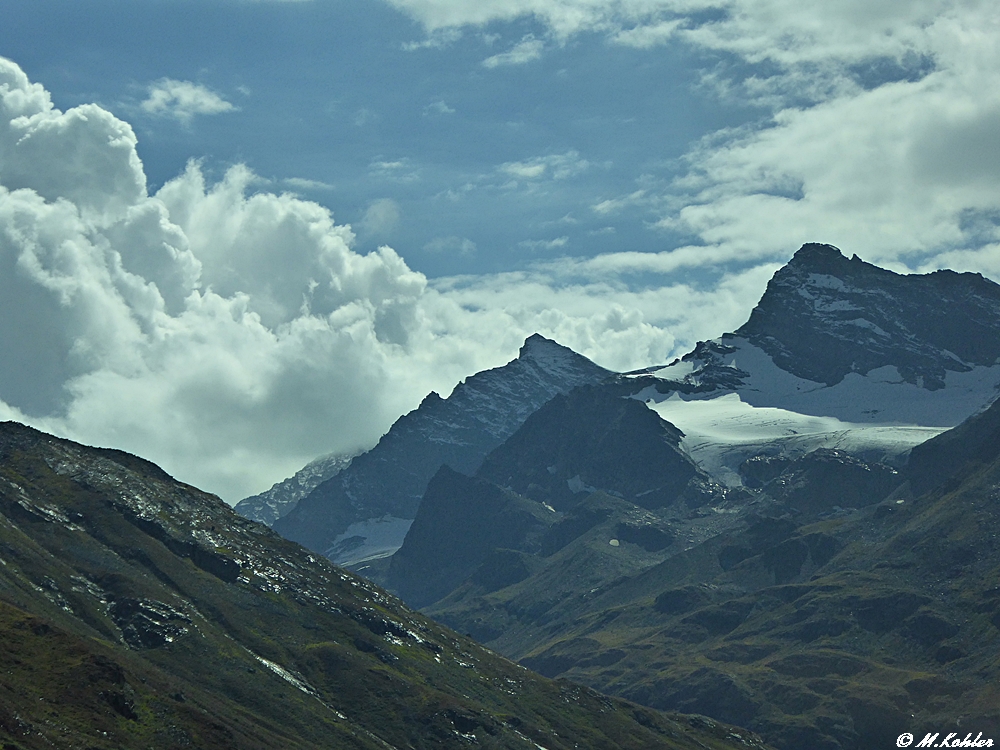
xmin=274 ymin=335 xmax=612 ymax=561
xmin=738 ymin=243 xmax=1000 ymax=388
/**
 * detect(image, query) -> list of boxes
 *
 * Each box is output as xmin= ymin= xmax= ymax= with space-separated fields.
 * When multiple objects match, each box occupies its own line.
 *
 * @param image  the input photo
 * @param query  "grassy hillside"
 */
xmin=0 ymin=421 xmax=765 ymax=750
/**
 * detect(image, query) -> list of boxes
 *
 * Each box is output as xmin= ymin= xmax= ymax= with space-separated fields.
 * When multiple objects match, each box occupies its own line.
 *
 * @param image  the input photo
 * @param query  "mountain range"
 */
xmin=249 ymin=243 xmax=1000 ymax=750
xmin=272 ymin=334 xmax=611 ymax=565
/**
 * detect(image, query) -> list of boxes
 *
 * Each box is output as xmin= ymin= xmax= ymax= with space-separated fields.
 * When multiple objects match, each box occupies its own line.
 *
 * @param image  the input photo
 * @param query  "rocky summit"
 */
xmin=0 ymin=421 xmax=764 ymax=750
xmin=617 ymin=244 xmax=1000 ymax=486
xmin=737 ymin=243 xmax=1000 ymax=388
xmin=272 ymin=334 xmax=612 ymax=564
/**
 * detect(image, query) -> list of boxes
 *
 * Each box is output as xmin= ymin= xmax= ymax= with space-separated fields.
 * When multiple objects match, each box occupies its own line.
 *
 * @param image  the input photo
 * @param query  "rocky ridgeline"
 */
xmin=273 ymin=334 xmax=612 ymax=559
xmin=235 ymin=451 xmax=356 ymax=526
xmin=739 ymin=243 xmax=1000 ymax=388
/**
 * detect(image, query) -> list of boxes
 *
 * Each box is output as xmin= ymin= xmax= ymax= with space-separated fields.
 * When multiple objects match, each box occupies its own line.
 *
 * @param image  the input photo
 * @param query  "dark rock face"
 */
xmin=740 ymin=455 xmax=794 ymax=489
xmin=274 ymin=335 xmax=611 ymax=558
xmin=468 ymin=548 xmax=535 ymax=593
xmin=478 ymin=386 xmax=704 ymax=511
xmin=107 ymin=597 xmax=191 ymax=649
xmin=377 ymin=384 xmax=726 ymax=613
xmin=742 ymin=448 xmax=900 ymax=518
xmin=386 ymin=466 xmax=553 ymax=607
xmin=906 ymin=394 xmax=1000 ymax=495
xmin=737 ymin=243 xmax=1000 ymax=388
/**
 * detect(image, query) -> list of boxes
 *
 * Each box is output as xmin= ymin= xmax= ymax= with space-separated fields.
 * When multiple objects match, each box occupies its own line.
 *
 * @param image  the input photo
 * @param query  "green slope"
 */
xmin=0 ymin=421 xmax=765 ymax=750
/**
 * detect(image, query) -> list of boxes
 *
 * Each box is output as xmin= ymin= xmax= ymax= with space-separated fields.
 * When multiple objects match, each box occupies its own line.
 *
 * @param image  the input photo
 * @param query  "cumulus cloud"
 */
xmin=429 ymin=261 xmax=777 ymax=371
xmin=141 ymin=79 xmax=237 ymax=125
xmin=3 ymin=57 xmax=751 ymax=503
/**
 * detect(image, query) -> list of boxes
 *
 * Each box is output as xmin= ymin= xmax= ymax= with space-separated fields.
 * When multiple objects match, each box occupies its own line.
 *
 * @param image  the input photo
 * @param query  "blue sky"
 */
xmin=1 ymin=0 xmax=998 ymax=501
xmin=5 ymin=0 xmax=750 ymax=278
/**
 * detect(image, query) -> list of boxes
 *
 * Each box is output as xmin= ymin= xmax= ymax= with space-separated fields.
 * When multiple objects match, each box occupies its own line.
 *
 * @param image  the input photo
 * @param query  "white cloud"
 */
xmin=382 ymin=1 xmax=1000 ymax=277
xmin=0 ymin=62 xmax=144 ymax=221
xmin=282 ymin=177 xmax=334 ymax=192
xmin=382 ymin=0 xmax=963 ymax=64
xmin=141 ymin=79 xmax=237 ymax=125
xmin=429 ymin=261 xmax=777 ymax=371
xmin=611 ymin=19 xmax=683 ymax=48
xmin=359 ymin=198 xmax=402 ymax=239
xmin=369 ymin=157 xmax=420 ymax=183
xmin=423 ymin=99 xmax=456 ymax=115
xmin=649 ymin=9 xmax=1000 ymax=271
xmin=592 ymin=189 xmax=647 ymax=215
xmin=6 ymin=58 xmax=766 ymax=504
xmin=402 ymin=27 xmax=463 ymax=50
xmin=499 ymin=150 xmax=590 ymax=181
xmin=519 ymin=236 xmax=569 ymax=251
xmin=383 ymin=0 xmax=645 ymax=39
xmin=482 ymin=35 xmax=545 ymax=68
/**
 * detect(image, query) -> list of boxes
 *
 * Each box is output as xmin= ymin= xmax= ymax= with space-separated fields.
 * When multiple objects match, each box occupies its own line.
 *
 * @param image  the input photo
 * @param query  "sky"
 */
xmin=1 ymin=0 xmax=999 ymax=503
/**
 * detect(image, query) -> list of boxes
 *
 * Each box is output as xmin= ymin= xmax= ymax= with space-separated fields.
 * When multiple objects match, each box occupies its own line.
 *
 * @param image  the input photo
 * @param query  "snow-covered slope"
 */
xmin=274 ymin=334 xmax=613 ymax=564
xmin=638 ymin=385 xmax=945 ymax=485
xmin=326 ymin=516 xmax=414 ymax=566
xmin=626 ymin=244 xmax=1000 ymax=484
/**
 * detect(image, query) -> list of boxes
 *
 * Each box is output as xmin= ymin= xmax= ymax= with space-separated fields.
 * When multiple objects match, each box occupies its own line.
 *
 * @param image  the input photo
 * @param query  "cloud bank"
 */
xmin=389 ymin=0 xmax=1000 ymax=275
xmin=0 ymin=57 xmax=746 ymax=502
